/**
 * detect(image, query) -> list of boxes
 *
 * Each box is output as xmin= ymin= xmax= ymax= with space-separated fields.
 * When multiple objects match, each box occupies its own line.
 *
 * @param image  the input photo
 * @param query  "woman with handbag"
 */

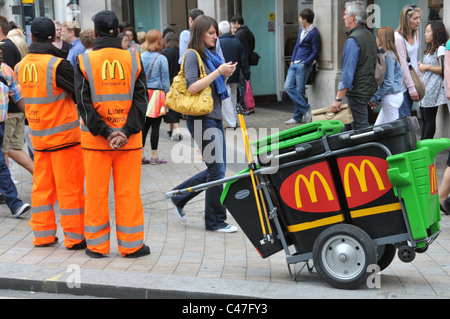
xmin=141 ymin=29 xmax=170 ymax=165
xmin=417 ymin=21 xmax=448 ymax=140
xmin=369 ymin=27 xmax=404 ymax=125
xmin=394 ymin=5 xmax=424 ymax=118
xmin=170 ymin=15 xmax=239 ymax=232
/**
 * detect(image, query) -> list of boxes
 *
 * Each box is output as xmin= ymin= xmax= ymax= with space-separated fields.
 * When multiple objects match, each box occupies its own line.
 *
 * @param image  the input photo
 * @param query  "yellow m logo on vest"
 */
xmin=23 ymin=64 xmax=38 ymax=83
xmin=102 ymin=60 xmax=125 ymax=81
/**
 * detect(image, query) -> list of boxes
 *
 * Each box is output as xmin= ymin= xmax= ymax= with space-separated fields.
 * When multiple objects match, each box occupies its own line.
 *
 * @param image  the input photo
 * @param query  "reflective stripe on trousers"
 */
xmin=83 ymin=148 xmax=144 ymax=255
xmin=29 ymin=146 xmax=85 ymax=248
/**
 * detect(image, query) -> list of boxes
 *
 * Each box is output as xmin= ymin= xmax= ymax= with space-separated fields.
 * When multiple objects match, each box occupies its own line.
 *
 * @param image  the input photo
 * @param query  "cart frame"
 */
xmin=166 ymin=126 xmax=444 ymax=288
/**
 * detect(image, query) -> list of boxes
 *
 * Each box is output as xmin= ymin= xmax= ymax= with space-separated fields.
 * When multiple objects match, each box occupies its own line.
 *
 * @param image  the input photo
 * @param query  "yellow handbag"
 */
xmin=165 ymin=49 xmax=214 ymax=116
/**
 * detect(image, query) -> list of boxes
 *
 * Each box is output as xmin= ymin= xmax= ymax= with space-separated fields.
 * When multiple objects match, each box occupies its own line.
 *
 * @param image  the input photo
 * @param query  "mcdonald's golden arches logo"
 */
xmin=338 ymin=156 xmax=392 ymax=209
xmin=23 ymin=64 xmax=38 ymax=83
xmin=280 ymin=161 xmax=341 ymax=213
xmin=102 ymin=60 xmax=125 ymax=81
xmin=295 ymin=171 xmax=335 ymax=208
xmin=343 ymin=159 xmax=386 ymax=197
xmin=430 ymin=164 xmax=438 ymax=196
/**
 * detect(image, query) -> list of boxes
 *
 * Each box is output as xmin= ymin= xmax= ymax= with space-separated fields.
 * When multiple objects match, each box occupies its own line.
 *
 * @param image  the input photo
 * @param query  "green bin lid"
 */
xmin=252 ymin=120 xmax=344 ymax=156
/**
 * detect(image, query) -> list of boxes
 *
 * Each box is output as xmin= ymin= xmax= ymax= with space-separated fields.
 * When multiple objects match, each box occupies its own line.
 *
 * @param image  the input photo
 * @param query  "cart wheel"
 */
xmin=415 ymin=245 xmax=428 ymax=254
xmin=397 ymin=246 xmax=416 ymax=263
xmin=376 ymin=244 xmax=396 ymax=271
xmin=312 ymin=224 xmax=377 ymax=290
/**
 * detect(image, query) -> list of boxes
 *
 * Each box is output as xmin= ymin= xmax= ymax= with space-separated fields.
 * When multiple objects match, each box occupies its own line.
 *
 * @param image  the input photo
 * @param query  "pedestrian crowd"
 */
xmin=2 ymin=2 xmax=450 ymax=259
xmin=0 ymin=7 xmax=261 ymax=259
xmin=285 ymin=2 xmax=450 ymax=215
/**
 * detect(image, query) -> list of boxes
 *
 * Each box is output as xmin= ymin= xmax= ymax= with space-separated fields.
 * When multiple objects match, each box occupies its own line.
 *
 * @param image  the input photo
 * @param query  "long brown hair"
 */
xmin=376 ymin=27 xmax=400 ymax=62
xmin=188 ymin=15 xmax=218 ymax=57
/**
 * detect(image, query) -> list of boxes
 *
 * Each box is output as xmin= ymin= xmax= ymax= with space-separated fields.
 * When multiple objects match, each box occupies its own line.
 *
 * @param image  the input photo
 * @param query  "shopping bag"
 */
xmin=311 ymin=104 xmax=353 ymax=125
xmin=244 ymin=81 xmax=255 ymax=111
xmin=146 ymin=89 xmax=167 ymax=118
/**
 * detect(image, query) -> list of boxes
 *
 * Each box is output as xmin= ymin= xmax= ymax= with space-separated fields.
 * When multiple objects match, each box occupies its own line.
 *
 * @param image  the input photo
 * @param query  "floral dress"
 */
xmin=420 ymin=46 xmax=447 ymax=108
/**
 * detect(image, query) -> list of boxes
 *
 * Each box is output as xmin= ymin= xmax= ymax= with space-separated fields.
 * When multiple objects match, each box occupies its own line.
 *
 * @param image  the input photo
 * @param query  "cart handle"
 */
xmin=339 ymin=126 xmax=391 ymax=142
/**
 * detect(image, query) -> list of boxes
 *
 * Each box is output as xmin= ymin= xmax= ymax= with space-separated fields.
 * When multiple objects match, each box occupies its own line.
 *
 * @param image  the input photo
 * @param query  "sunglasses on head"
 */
xmin=406 ymin=5 xmax=418 ymax=14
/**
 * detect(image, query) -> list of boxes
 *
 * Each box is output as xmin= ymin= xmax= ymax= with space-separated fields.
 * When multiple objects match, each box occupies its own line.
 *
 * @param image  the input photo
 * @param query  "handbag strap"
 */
xmin=147 ymin=53 xmax=161 ymax=80
xmin=402 ymin=34 xmax=418 ymax=66
xmin=180 ymin=49 xmax=208 ymax=79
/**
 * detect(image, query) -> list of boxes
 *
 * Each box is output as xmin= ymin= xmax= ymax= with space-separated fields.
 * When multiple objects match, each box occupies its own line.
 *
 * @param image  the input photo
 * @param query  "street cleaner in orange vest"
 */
xmin=15 ymin=17 xmax=86 ymax=249
xmin=75 ymin=10 xmax=150 ymax=258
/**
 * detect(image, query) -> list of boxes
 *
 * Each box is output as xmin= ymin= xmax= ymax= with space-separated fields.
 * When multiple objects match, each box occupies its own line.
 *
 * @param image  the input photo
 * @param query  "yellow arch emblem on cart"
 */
xmin=344 ymin=160 xmax=386 ymax=198
xmin=295 ymin=171 xmax=335 ymax=209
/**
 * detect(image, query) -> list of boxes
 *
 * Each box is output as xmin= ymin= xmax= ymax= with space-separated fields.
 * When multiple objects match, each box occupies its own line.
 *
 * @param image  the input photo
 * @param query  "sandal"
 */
xmin=150 ymin=157 xmax=167 ymax=165
xmin=142 ymin=157 xmax=151 ymax=165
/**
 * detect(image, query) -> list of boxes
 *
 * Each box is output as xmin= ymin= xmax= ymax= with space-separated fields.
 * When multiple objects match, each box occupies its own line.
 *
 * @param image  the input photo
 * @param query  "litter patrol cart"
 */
xmin=167 ymin=117 xmax=449 ymax=289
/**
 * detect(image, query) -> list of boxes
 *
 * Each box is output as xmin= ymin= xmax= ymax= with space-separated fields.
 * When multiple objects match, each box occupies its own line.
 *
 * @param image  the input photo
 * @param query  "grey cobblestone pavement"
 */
xmin=0 ymin=102 xmax=450 ymax=299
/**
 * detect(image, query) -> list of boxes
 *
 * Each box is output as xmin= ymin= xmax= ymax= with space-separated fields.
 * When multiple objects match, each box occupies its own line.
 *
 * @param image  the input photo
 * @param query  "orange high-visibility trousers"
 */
xmin=83 ymin=149 xmax=144 ymax=256
xmin=29 ymin=145 xmax=85 ymax=248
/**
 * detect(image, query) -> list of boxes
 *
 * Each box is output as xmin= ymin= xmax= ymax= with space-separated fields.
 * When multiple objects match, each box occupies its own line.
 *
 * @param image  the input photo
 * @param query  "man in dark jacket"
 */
xmin=284 ymin=9 xmax=321 ymax=125
xmin=219 ymin=20 xmax=250 ymax=128
xmin=231 ymin=14 xmax=255 ymax=113
xmin=331 ymin=1 xmax=377 ymax=130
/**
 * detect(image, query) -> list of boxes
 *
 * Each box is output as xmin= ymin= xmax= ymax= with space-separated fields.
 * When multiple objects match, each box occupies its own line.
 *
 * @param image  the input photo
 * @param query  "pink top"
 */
xmin=394 ymin=31 xmax=424 ymax=95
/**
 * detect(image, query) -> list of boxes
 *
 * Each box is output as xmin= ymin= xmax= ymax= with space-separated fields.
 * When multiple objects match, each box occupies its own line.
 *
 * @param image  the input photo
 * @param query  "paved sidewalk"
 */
xmin=1 ymin=102 xmax=450 ymax=299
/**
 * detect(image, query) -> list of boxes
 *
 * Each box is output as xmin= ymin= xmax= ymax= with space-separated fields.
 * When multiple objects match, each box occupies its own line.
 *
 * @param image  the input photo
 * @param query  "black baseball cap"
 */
xmin=31 ymin=17 xmax=55 ymax=41
xmin=92 ymin=10 xmax=119 ymax=37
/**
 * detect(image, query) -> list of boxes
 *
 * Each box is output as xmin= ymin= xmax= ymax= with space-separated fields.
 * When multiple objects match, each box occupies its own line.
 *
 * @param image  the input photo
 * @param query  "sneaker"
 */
xmin=0 ymin=194 xmax=5 ymax=205
xmin=172 ymin=203 xmax=187 ymax=221
xmin=12 ymin=203 xmax=31 ymax=218
xmin=285 ymin=119 xmax=300 ymax=125
xmin=123 ymin=245 xmax=151 ymax=258
xmin=302 ymin=110 xmax=312 ymax=124
xmin=214 ymin=225 xmax=238 ymax=233
xmin=171 ymin=133 xmax=183 ymax=141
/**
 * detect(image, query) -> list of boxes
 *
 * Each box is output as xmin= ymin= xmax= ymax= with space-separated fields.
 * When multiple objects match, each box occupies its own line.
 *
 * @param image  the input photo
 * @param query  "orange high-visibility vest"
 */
xmin=15 ymin=54 xmax=80 ymax=151
xmin=78 ymin=48 xmax=143 ymax=151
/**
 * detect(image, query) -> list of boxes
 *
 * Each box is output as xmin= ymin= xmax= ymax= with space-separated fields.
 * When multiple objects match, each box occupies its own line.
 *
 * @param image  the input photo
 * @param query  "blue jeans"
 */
xmin=172 ymin=118 xmax=228 ymax=230
xmin=284 ymin=63 xmax=313 ymax=122
xmin=399 ymin=91 xmax=413 ymax=118
xmin=0 ymin=122 xmax=23 ymax=213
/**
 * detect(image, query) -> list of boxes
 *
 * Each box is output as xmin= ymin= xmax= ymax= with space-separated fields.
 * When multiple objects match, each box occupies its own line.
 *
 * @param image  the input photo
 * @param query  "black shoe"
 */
xmin=0 ymin=194 xmax=5 ymax=204
xmin=85 ymin=248 xmax=106 ymax=258
xmin=35 ymin=237 xmax=59 ymax=247
xmin=123 ymin=245 xmax=150 ymax=258
xmin=441 ymin=198 xmax=450 ymax=215
xmin=67 ymin=240 xmax=87 ymax=250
